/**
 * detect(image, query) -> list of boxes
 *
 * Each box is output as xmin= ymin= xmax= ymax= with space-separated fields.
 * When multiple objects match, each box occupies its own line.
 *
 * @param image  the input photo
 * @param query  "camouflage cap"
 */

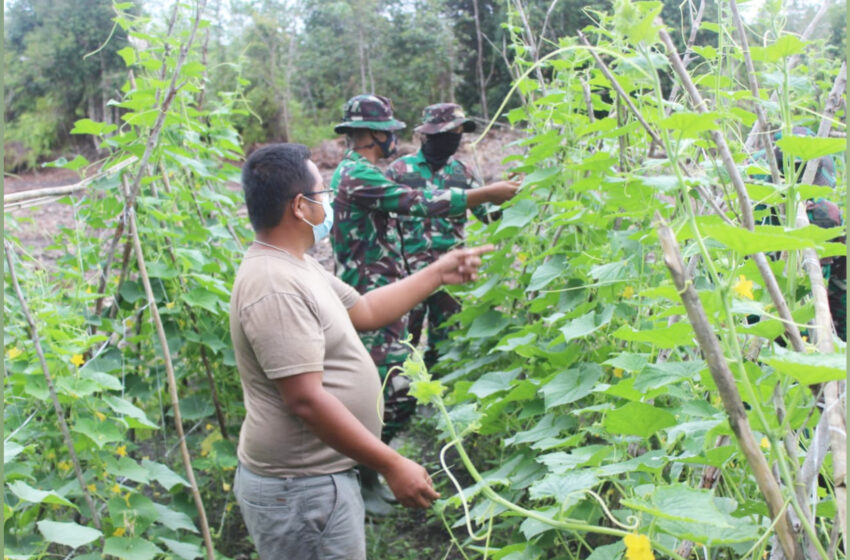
xmin=334 ymin=94 xmax=406 ymax=134
xmin=414 ymin=103 xmax=476 ymax=135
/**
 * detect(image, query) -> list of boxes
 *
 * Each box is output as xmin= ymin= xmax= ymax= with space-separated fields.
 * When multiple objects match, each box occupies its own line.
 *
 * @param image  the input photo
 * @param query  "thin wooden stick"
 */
xmin=655 ymin=214 xmax=798 ymax=559
xmin=3 ymin=157 xmax=137 ymax=205
xmin=666 ymin=0 xmax=707 ymax=111
xmin=124 ymin=176 xmax=216 ymax=560
xmin=5 ymin=243 xmax=102 ymax=533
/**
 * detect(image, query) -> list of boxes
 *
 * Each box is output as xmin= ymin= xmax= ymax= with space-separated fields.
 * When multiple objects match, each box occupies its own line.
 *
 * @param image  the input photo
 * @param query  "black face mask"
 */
xmin=422 ymin=132 xmax=462 ymax=169
xmin=371 ymin=131 xmax=397 ymax=158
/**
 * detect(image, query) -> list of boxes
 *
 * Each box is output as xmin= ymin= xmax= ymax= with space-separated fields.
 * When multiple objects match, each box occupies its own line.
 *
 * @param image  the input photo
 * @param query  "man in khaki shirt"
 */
xmin=230 ymin=143 xmax=493 ymax=560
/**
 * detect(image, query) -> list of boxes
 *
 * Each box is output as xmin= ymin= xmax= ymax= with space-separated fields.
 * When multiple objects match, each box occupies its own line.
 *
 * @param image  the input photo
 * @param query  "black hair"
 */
xmin=241 ymin=143 xmax=315 ymax=231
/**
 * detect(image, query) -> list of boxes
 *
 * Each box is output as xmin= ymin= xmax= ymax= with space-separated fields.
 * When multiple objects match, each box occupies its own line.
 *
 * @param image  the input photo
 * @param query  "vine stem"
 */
xmin=658 ymin=26 xmax=806 ymax=353
xmin=655 ymin=215 xmax=798 ymax=559
xmin=124 ymin=179 xmax=216 ymax=560
xmin=5 ymin=243 xmax=103 ymax=534
xmin=433 ymin=399 xmax=687 ymax=560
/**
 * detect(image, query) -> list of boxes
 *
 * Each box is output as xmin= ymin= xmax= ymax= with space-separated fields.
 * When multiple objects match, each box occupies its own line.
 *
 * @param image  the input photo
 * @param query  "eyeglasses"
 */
xmin=303 ymin=189 xmax=334 ymax=203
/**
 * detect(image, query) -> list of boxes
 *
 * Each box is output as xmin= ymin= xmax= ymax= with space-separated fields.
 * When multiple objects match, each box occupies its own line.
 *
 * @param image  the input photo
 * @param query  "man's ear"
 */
xmin=290 ymin=194 xmax=305 ymax=221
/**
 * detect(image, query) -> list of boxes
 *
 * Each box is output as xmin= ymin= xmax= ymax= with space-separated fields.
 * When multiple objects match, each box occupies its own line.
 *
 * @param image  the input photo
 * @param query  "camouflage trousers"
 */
xmin=358 ymin=317 xmax=415 ymax=443
xmin=407 ymin=289 xmax=461 ymax=372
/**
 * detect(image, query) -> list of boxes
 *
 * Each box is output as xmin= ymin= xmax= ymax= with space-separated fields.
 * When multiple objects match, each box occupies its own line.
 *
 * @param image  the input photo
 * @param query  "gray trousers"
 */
xmin=234 ymin=463 xmax=366 ymax=560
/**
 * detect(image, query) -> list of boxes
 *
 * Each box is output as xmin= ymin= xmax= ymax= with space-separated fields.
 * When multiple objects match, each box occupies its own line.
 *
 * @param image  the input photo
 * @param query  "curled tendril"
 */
xmin=560 ymin=489 xmax=640 ymax=531
xmin=439 ymin=440 xmax=489 ymax=541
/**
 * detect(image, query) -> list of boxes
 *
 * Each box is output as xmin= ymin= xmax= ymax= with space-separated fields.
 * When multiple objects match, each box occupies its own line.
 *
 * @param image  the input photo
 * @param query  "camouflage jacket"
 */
xmin=386 ymin=151 xmax=491 ymax=273
xmin=330 ymin=150 xmax=467 ymax=292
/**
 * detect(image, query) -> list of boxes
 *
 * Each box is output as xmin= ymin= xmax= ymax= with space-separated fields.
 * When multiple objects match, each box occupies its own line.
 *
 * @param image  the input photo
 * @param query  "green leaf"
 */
xmin=72 ymin=417 xmax=125 ymax=449
xmin=612 ymin=322 xmax=694 ymax=349
xmin=70 ymin=118 xmax=117 ymax=136
xmin=542 ymin=363 xmax=604 ymax=408
xmin=750 ymin=34 xmax=808 ymax=62
xmin=178 ymin=394 xmax=216 ymax=420
xmin=659 ymin=112 xmax=722 ymax=137
xmin=764 ymin=352 xmax=846 ymax=385
xmin=633 ymin=361 xmax=705 ymax=391
xmin=526 ymin=256 xmax=568 ymax=291
xmin=469 ymin=369 xmax=522 ymax=399
xmin=103 ymin=537 xmax=162 ymax=560
xmin=80 ymin=369 xmax=123 ymax=391
xmin=159 ymin=538 xmax=203 ymax=560
xmin=496 ymin=198 xmax=538 ymax=233
xmin=104 ymin=395 xmax=159 ymax=429
xmin=8 ymin=480 xmax=77 ymax=509
xmin=153 ymin=503 xmax=199 ymax=533
xmin=467 ymin=310 xmax=510 ymax=339
xmin=37 ymin=520 xmax=102 ymax=549
xmin=627 ymin=1 xmax=663 ymax=44
xmin=529 ymin=469 xmax=599 ymax=502
xmin=559 ymin=306 xmax=614 ymax=342
xmin=106 ymin=457 xmax=150 ymax=484
xmin=775 ymin=136 xmax=845 ymax=161
xmin=142 ymin=459 xmax=190 ymax=490
xmin=117 ymin=46 xmax=136 ymax=66
xmin=182 ymin=287 xmax=221 ymax=314
xmin=5 ymin=441 xmax=25 ymax=464
xmin=603 ymin=401 xmax=677 ymax=437
xmin=696 ymin=223 xmax=817 ymax=254
xmin=603 ymin=352 xmax=650 ymax=372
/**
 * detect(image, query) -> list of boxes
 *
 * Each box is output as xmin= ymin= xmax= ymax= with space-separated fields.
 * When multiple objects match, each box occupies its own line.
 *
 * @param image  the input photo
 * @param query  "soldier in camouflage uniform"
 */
xmin=386 ymin=103 xmax=498 ymax=369
xmin=330 ymin=95 xmax=518 ymax=444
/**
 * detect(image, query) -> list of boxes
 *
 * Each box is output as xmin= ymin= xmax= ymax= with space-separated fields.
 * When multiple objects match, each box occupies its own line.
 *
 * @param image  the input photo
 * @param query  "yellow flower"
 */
xmin=113 ymin=527 xmax=126 ymax=537
xmin=206 ymin=423 xmax=214 ymax=431
xmin=6 ymin=347 xmax=22 ymax=360
xmin=116 ymin=445 xmax=127 ymax=458
xmin=70 ymin=354 xmax=85 ymax=367
xmin=732 ymin=275 xmax=754 ymax=300
xmin=517 ymin=252 xmax=528 ymax=264
xmin=613 ymin=368 xmax=624 ymax=378
xmin=85 ymin=286 xmax=92 ymax=294
xmin=760 ymin=437 xmax=771 ymax=450
xmin=624 ymin=533 xmax=655 ymax=560
xmin=165 ymin=301 xmax=175 ymax=309
xmin=95 ymin=411 xmax=106 ymax=422
xmin=87 ymin=483 xmax=97 ymax=493
xmin=622 ymin=286 xmax=635 ymax=299
xmin=58 ymin=461 xmax=72 ymax=472
xmin=111 ymin=483 xmax=122 ymax=494
xmin=222 ymin=482 xmax=232 ymax=492
xmin=46 ymin=450 xmax=56 ymax=460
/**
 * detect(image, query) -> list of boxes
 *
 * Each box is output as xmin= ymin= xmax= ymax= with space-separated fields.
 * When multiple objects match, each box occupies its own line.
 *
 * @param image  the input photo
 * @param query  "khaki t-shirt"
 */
xmin=230 ymin=245 xmax=383 ymax=477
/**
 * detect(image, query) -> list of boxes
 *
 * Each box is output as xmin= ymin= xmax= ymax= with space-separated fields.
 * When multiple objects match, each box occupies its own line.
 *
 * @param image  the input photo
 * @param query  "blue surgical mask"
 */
xmin=302 ymin=196 xmax=334 ymax=244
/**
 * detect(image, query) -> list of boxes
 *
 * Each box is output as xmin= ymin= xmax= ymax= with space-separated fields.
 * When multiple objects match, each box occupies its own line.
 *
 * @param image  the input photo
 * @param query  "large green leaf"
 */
xmin=559 ymin=306 xmax=614 ymax=342
xmin=104 ymin=395 xmax=159 ymax=429
xmin=660 ymin=112 xmax=722 ymax=138
xmin=468 ymin=369 xmax=522 ymax=399
xmin=764 ymin=352 xmax=846 ymax=385
xmin=159 ymin=538 xmax=203 ymax=560
xmin=72 ymin=417 xmax=125 ymax=449
xmin=633 ymin=360 xmax=705 ymax=391
xmin=37 ymin=520 xmax=102 ymax=549
xmin=496 ymin=198 xmax=538 ymax=233
xmin=8 ymin=481 xmax=76 ymax=509
xmin=612 ymin=322 xmax=695 ymax=349
xmin=142 ymin=459 xmax=190 ymax=490
xmin=526 ymin=256 xmax=568 ymax=292
xmin=603 ymin=402 xmax=677 ymax=437
xmin=103 ymin=537 xmax=162 ymax=560
xmin=775 ymin=135 xmax=846 ymax=161
xmin=542 ymin=363 xmax=604 ymax=408
xmin=698 ymin=223 xmax=817 ymax=255
xmin=749 ymin=34 xmax=808 ymax=62
xmin=153 ymin=503 xmax=199 ymax=533
xmin=467 ymin=310 xmax=510 ymax=339
xmin=106 ymin=456 xmax=150 ymax=484
xmin=528 ymin=469 xmax=599 ymax=502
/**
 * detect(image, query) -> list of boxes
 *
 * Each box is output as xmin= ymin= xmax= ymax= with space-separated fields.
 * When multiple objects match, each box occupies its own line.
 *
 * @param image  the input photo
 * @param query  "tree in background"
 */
xmin=4 ymin=0 xmax=130 ymax=169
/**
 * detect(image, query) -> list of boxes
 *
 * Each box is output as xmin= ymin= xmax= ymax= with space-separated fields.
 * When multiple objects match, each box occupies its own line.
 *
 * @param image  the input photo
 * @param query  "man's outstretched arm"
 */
xmin=347 ymin=245 xmax=494 ymax=332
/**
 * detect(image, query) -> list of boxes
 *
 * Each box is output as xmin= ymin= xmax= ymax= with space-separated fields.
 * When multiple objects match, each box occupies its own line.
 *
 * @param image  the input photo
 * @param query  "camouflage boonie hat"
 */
xmin=334 ymin=94 xmax=406 ymax=134
xmin=414 ymin=103 xmax=476 ymax=135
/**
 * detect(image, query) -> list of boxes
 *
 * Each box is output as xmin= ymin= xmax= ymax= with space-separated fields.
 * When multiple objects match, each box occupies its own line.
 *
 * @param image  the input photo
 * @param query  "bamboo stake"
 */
xmin=655 ymin=214 xmax=798 ymax=559
xmin=3 ymin=157 xmax=137 ymax=206
xmin=665 ymin=0 xmax=707 ymax=111
xmin=658 ymin=27 xmax=807 ymax=352
xmin=123 ymin=176 xmax=216 ymax=560
xmin=5 ymin=243 xmax=102 ymax=533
